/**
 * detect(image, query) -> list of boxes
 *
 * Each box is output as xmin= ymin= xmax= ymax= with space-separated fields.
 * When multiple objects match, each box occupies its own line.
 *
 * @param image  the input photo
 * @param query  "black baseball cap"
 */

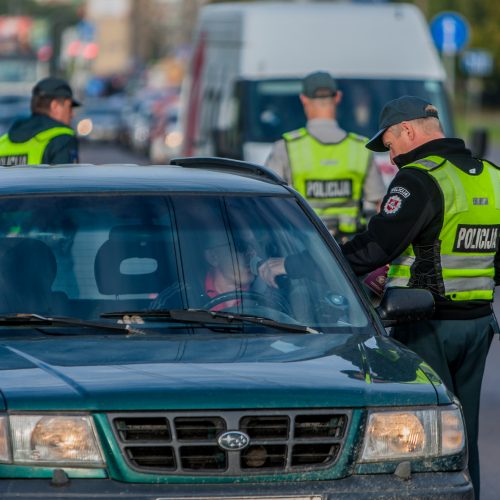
xmin=32 ymin=77 xmax=81 ymax=107
xmin=366 ymin=95 xmax=439 ymax=152
xmin=302 ymin=71 xmax=338 ymax=98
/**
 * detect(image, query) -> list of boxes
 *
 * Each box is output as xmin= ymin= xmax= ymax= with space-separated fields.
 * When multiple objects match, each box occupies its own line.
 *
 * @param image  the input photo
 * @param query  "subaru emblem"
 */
xmin=217 ymin=431 xmax=250 ymax=451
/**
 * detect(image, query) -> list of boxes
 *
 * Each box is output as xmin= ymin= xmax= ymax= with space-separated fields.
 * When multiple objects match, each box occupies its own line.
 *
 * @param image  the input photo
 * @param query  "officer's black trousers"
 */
xmin=392 ymin=314 xmax=497 ymax=499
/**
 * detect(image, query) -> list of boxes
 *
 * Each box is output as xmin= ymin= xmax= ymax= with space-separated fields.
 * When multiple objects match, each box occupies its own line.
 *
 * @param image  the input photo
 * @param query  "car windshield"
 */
xmin=243 ymin=78 xmax=453 ymax=142
xmin=0 ymin=193 xmax=371 ymax=334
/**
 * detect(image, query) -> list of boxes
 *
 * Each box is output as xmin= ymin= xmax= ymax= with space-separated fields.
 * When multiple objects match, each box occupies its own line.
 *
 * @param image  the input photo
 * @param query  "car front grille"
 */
xmin=108 ymin=410 xmax=350 ymax=475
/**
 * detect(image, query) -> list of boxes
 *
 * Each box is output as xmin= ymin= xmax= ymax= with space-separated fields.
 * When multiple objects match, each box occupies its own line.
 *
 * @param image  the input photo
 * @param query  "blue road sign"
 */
xmin=430 ymin=12 xmax=470 ymax=55
xmin=77 ymin=20 xmax=96 ymax=42
xmin=462 ymin=49 xmax=494 ymax=77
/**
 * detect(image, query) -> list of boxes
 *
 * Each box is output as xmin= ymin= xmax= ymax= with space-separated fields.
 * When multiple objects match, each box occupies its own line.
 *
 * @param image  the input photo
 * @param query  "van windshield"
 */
xmin=242 ymin=78 xmax=453 ymax=143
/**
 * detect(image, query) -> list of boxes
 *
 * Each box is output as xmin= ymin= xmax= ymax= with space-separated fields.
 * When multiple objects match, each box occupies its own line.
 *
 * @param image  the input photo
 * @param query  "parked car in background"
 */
xmin=0 ymin=94 xmax=31 ymax=112
xmin=0 ymin=159 xmax=472 ymax=498
xmin=0 ymin=94 xmax=30 ymax=136
xmin=149 ymin=101 xmax=183 ymax=163
xmin=0 ymin=52 xmax=48 ymax=96
xmin=128 ymin=101 xmax=154 ymax=153
xmin=73 ymin=96 xmax=124 ymax=143
xmin=120 ymin=88 xmax=179 ymax=155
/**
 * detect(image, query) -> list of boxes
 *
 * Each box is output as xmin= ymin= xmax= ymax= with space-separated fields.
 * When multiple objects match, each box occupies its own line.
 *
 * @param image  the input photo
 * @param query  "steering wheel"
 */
xmin=202 ymin=290 xmax=291 ymax=315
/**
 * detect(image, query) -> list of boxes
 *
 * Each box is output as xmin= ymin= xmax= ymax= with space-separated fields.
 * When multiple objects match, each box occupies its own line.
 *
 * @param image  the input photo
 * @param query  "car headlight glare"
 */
xmin=77 ymin=118 xmax=93 ymax=136
xmin=9 ymin=415 xmax=104 ymax=466
xmin=165 ymin=131 xmax=183 ymax=148
xmin=360 ymin=406 xmax=464 ymax=462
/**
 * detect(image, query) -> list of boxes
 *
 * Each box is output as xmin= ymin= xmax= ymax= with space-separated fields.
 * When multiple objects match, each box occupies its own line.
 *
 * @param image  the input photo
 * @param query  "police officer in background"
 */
xmin=265 ymin=71 xmax=385 ymax=240
xmin=0 ymin=77 xmax=80 ymax=166
xmin=341 ymin=95 xmax=500 ymax=498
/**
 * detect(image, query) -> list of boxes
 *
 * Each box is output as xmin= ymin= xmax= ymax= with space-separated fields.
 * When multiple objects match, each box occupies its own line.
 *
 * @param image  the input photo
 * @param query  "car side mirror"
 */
xmin=376 ymin=287 xmax=434 ymax=327
xmin=469 ymin=127 xmax=489 ymax=158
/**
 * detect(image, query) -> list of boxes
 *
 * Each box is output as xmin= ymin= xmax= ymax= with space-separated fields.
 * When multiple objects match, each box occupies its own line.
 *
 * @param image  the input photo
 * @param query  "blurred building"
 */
xmin=154 ymin=0 xmax=205 ymax=56
xmin=85 ymin=0 xmax=132 ymax=75
xmin=72 ymin=0 xmax=206 ymax=81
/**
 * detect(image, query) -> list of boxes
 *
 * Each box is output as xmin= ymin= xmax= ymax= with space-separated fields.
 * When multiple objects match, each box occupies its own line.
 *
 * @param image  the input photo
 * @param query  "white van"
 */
xmin=180 ymin=2 xmax=454 ymax=182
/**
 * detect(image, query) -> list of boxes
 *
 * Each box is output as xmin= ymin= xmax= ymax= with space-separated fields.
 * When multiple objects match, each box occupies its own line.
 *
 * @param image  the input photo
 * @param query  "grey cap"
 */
xmin=366 ymin=95 xmax=439 ymax=152
xmin=32 ymin=77 xmax=81 ymax=107
xmin=302 ymin=71 xmax=338 ymax=98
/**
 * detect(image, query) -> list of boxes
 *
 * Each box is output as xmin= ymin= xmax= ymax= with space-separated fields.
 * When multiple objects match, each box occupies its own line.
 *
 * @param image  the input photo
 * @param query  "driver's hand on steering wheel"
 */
xmin=258 ymin=257 xmax=286 ymax=288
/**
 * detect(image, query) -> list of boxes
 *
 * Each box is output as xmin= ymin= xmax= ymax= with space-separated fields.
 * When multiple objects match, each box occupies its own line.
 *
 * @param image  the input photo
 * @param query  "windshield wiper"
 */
xmin=101 ymin=309 xmax=321 ymax=334
xmin=0 ymin=313 xmax=145 ymax=335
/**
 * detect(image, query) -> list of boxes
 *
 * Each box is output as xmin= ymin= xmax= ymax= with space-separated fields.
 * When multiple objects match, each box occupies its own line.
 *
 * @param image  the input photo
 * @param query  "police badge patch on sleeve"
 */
xmin=390 ymin=186 xmax=411 ymax=198
xmin=383 ymin=194 xmax=403 ymax=215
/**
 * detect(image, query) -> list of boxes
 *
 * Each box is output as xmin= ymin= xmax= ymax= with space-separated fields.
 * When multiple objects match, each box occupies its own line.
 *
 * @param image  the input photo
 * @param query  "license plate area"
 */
xmin=156 ymin=497 xmax=323 ymax=500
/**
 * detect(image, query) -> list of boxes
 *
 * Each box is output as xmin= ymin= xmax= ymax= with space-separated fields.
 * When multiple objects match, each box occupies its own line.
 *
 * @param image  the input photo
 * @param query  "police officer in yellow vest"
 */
xmin=265 ymin=71 xmax=385 ymax=240
xmin=0 ymin=77 xmax=80 ymax=165
xmin=341 ymin=95 xmax=500 ymax=498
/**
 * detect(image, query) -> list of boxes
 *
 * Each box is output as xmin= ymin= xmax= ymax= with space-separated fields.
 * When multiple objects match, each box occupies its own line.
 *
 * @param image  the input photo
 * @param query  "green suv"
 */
xmin=0 ymin=158 xmax=472 ymax=498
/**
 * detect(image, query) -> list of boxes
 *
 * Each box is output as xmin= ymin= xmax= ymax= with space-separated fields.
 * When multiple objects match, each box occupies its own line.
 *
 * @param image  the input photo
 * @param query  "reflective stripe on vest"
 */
xmin=386 ymin=248 xmax=413 ymax=287
xmin=284 ymin=128 xmax=371 ymax=233
xmin=440 ymin=254 xmax=495 ymax=269
xmin=386 ymin=156 xmax=500 ymax=302
xmin=0 ymin=126 xmax=75 ymax=166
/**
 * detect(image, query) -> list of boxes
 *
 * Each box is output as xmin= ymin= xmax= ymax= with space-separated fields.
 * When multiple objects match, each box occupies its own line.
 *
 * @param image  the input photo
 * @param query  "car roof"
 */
xmin=0 ymin=163 xmax=289 ymax=196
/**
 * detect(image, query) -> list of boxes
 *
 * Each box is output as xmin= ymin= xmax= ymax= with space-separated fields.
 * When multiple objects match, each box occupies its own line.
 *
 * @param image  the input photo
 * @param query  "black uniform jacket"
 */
xmin=341 ymin=137 xmax=500 ymax=320
xmin=7 ymin=114 xmax=79 ymax=164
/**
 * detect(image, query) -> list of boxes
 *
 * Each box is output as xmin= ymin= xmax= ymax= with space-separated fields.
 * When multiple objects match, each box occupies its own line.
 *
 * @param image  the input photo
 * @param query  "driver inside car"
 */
xmin=148 ymin=234 xmax=282 ymax=312
xmin=202 ymin=239 xmax=256 ymax=311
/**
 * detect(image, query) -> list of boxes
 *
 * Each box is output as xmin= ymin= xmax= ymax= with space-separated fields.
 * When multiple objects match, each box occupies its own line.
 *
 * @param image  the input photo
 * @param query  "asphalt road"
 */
xmin=81 ymin=141 xmax=500 ymax=499
xmin=478 ymin=144 xmax=500 ymax=500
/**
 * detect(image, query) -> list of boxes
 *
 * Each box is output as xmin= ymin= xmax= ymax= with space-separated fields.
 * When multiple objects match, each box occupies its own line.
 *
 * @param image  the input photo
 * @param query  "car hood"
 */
xmin=0 ymin=332 xmax=451 ymax=411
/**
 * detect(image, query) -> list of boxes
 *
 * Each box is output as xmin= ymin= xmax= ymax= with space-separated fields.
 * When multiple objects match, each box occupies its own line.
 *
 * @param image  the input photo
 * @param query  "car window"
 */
xmin=0 ymin=193 xmax=370 ymax=333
